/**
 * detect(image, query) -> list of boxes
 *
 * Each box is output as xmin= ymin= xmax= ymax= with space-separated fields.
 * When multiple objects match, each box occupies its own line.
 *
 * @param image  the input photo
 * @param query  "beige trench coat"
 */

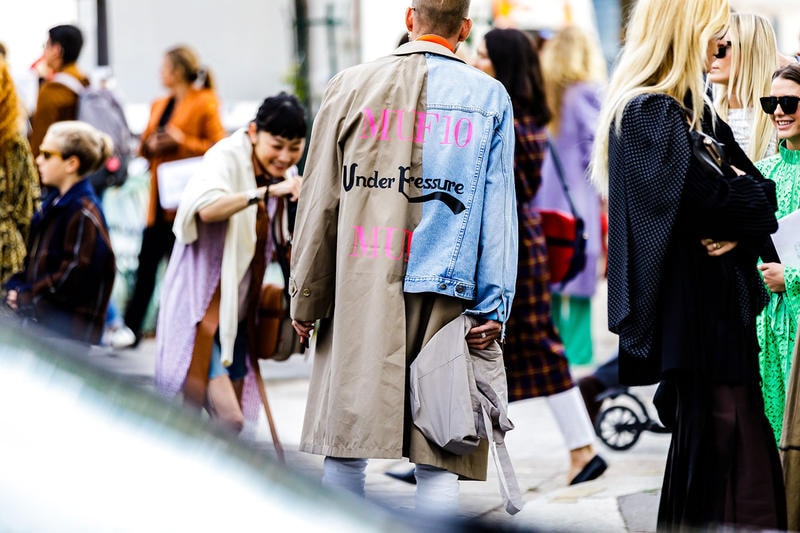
xmin=290 ymin=42 xmax=495 ymax=480
xmin=781 ymin=320 xmax=800 ymax=530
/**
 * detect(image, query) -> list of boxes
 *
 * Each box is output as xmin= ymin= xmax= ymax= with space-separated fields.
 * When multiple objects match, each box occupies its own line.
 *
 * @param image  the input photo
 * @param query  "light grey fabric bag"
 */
xmin=409 ymin=315 xmax=481 ymax=454
xmin=409 ymin=314 xmax=523 ymax=514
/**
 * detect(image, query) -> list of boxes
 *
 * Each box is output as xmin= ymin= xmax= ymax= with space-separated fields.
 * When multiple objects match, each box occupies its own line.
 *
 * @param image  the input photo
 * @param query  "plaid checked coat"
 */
xmin=4 ymin=179 xmax=115 ymax=344
xmin=504 ymin=114 xmax=574 ymax=402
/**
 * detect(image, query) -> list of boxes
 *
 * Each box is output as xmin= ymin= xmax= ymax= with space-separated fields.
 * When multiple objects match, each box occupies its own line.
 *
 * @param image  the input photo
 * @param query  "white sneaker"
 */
xmin=108 ymin=326 xmax=137 ymax=349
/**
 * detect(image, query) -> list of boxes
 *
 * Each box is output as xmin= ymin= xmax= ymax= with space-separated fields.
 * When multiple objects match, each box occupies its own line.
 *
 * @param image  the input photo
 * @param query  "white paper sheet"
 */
xmin=772 ymin=209 xmax=800 ymax=268
xmin=156 ymin=156 xmax=203 ymax=209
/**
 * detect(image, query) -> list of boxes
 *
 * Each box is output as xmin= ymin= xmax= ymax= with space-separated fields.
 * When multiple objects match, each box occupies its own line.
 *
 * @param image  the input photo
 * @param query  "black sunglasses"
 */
xmin=39 ymin=149 xmax=63 ymax=160
xmin=714 ymin=41 xmax=732 ymax=59
xmin=760 ymin=95 xmax=800 ymax=115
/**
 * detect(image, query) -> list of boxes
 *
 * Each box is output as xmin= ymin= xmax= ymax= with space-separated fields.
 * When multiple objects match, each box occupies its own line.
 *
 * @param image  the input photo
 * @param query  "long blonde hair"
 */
xmin=540 ymin=26 xmax=607 ymax=135
xmin=590 ymin=0 xmax=730 ymax=193
xmin=713 ymin=13 xmax=778 ymax=161
xmin=0 ymin=58 xmax=20 ymax=148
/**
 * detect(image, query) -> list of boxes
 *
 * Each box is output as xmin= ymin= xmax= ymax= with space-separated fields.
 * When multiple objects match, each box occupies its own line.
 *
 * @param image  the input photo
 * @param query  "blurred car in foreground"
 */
xmin=0 ymin=316 xmax=509 ymax=532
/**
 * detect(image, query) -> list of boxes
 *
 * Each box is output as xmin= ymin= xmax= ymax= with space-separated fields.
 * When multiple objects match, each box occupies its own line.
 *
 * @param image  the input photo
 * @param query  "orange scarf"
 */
xmin=415 ymin=34 xmax=454 ymax=52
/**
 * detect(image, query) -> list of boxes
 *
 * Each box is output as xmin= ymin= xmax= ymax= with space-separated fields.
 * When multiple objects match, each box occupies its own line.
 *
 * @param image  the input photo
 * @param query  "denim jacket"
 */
xmin=399 ymin=47 xmax=518 ymax=323
xmin=291 ymin=41 xmax=517 ymax=326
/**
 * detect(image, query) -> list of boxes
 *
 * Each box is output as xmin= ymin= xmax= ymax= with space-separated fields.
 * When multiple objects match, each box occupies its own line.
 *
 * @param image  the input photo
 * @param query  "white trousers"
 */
xmin=414 ymin=463 xmax=459 ymax=515
xmin=546 ymin=386 xmax=596 ymax=450
xmin=322 ymin=457 xmax=459 ymax=514
xmin=322 ymin=457 xmax=368 ymax=496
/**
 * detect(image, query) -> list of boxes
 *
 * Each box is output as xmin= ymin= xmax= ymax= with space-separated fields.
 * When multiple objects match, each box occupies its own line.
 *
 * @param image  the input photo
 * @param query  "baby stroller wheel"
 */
xmin=596 ymin=405 xmax=642 ymax=451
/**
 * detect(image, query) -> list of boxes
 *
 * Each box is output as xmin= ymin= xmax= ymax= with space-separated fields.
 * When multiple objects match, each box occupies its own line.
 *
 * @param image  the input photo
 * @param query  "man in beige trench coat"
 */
xmin=290 ymin=0 xmax=518 ymax=517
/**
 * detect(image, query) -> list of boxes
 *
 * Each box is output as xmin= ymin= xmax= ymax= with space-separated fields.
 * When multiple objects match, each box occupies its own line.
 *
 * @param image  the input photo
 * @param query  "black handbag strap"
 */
xmin=545 ymin=135 xmax=581 ymax=220
xmin=157 ymin=97 xmax=176 ymax=129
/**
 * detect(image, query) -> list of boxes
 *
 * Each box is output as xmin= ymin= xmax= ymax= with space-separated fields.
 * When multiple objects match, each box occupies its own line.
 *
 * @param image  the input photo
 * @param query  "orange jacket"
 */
xmin=140 ymin=87 xmax=226 ymax=226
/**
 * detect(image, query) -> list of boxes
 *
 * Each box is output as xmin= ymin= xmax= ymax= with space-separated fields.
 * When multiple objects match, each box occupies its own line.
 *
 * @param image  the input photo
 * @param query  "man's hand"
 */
xmin=467 ymin=319 xmax=502 ymax=350
xmin=292 ymin=319 xmax=315 ymax=346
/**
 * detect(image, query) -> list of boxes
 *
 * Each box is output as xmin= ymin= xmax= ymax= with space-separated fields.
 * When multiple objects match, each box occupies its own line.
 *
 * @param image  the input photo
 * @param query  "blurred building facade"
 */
xmin=6 ymin=0 xmax=799 ymax=132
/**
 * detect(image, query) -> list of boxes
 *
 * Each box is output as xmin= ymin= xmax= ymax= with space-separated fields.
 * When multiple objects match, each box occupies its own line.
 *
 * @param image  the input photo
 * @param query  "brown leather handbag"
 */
xmin=256 ymin=196 xmax=304 ymax=360
xmin=256 ymin=283 xmax=302 ymax=361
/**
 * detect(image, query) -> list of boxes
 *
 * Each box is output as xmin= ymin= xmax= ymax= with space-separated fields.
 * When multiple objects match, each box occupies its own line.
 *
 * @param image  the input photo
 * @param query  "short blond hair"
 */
xmin=45 ymin=121 xmax=114 ymax=177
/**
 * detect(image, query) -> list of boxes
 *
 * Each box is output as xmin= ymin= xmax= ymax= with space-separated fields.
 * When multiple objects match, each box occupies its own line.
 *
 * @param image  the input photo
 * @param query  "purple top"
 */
xmin=534 ymin=82 xmax=604 ymax=297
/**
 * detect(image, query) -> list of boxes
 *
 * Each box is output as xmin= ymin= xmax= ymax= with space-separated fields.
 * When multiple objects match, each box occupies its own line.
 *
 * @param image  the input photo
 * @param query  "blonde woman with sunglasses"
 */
xmin=754 ymin=63 xmax=800 ymax=453
xmin=709 ymin=13 xmax=779 ymax=161
xmin=591 ymin=0 xmax=786 ymax=528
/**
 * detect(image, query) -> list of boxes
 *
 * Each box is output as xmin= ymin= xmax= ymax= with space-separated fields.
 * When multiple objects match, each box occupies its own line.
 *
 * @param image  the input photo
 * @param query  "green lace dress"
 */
xmin=755 ymin=141 xmax=800 ymax=445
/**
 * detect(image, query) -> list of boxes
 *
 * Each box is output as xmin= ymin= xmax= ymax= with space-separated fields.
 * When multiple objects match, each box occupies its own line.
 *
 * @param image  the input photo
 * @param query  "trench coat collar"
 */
xmin=393 ymin=40 xmax=465 ymax=63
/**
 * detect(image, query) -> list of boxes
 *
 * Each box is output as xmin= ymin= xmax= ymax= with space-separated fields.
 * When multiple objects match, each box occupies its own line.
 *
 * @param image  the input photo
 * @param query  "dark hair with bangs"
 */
xmin=484 ymin=28 xmax=551 ymax=127
xmin=253 ymin=92 xmax=307 ymax=139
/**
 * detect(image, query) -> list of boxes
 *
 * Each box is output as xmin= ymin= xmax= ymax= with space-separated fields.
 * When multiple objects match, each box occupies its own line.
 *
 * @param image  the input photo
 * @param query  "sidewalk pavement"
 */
xmin=87 ymin=283 xmax=670 ymax=532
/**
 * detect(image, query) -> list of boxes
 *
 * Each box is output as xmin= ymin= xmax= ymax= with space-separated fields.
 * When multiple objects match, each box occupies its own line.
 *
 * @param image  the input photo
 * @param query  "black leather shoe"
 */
xmin=385 ymin=466 xmax=416 ymax=485
xmin=569 ymin=455 xmax=607 ymax=485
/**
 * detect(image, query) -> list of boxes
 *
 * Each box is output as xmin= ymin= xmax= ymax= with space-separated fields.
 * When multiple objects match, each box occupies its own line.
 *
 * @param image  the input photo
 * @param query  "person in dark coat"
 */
xmin=5 ymin=120 xmax=115 ymax=345
xmin=590 ymin=0 xmax=786 ymax=529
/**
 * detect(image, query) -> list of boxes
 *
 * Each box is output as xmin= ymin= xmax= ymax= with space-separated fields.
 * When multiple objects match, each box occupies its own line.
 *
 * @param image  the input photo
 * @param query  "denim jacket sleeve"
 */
xmin=467 ymin=97 xmax=518 ymax=327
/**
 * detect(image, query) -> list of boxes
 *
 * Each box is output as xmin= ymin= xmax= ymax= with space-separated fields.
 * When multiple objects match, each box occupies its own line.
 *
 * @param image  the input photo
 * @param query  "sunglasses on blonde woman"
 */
xmin=714 ymin=41 xmax=731 ymax=59
xmin=760 ymin=96 xmax=800 ymax=115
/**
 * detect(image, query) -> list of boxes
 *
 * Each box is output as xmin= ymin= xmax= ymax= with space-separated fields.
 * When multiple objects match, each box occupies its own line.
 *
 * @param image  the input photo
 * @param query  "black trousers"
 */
xmin=124 ymin=220 xmax=175 ymax=335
